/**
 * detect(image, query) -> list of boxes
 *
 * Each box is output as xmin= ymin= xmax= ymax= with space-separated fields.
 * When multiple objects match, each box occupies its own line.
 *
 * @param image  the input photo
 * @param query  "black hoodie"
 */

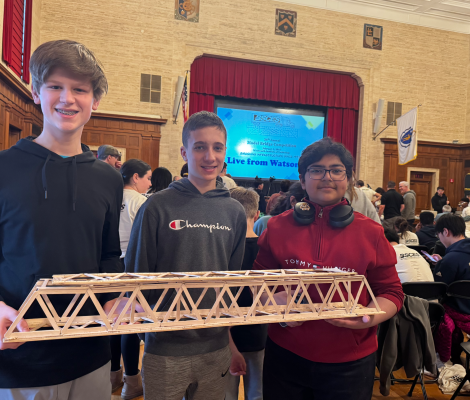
xmin=0 ymin=138 xmax=123 ymax=388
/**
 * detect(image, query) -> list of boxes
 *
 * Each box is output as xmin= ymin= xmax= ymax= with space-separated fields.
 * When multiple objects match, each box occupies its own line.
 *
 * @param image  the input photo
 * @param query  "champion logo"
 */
xmin=169 ymin=220 xmax=231 ymax=233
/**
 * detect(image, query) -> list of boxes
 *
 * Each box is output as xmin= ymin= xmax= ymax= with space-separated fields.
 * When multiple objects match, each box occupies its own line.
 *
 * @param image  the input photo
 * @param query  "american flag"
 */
xmin=181 ymin=72 xmax=188 ymax=123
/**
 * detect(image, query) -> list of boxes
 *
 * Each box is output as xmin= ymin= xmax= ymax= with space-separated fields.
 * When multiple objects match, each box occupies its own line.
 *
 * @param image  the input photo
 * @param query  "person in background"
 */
xmin=355 ymin=180 xmax=376 ymax=202
xmin=97 ymin=144 xmax=122 ymax=169
xmin=265 ymin=180 xmax=291 ymax=215
xmin=147 ymin=166 xmax=172 ymax=195
xmin=226 ymin=187 xmax=267 ymax=400
xmin=394 ymin=217 xmax=419 ymax=246
xmin=384 ymin=230 xmax=434 ymax=283
xmin=111 ymin=159 xmax=152 ymax=399
xmin=254 ymin=182 xmax=304 ymax=236
xmin=432 ymin=186 xmax=449 ymax=214
xmin=180 ymin=162 xmax=188 ymax=178
xmin=345 ymin=185 xmax=381 ymax=224
xmin=416 ymin=211 xmax=438 ymax=251
xmin=432 ymin=214 xmax=470 ymax=364
xmin=399 ymin=181 xmax=416 ymax=226
xmin=373 ymin=187 xmax=385 ymax=209
xmin=254 ymin=178 xmax=267 ymax=214
xmin=220 ymin=162 xmax=237 ymax=189
xmin=435 ymin=204 xmax=452 ymax=221
xmin=379 ymin=181 xmax=405 ymax=231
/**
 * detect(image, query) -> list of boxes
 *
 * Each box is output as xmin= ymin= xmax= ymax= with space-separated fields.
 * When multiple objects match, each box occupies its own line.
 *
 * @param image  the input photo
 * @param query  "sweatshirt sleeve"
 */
xmin=228 ymin=210 xmax=247 ymax=272
xmin=99 ymin=181 xmax=124 ymax=304
xmin=401 ymin=194 xmax=412 ymax=217
xmin=367 ymin=229 xmax=404 ymax=312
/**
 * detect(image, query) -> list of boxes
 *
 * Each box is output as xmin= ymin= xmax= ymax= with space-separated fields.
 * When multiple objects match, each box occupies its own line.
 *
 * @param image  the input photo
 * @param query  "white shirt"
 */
xmin=398 ymin=231 xmax=419 ymax=246
xmin=360 ymin=186 xmax=376 ymax=202
xmin=119 ymin=189 xmax=147 ymax=257
xmin=462 ymin=206 xmax=470 ymax=218
xmin=222 ymin=176 xmax=237 ymax=190
xmin=393 ymin=244 xmax=434 ymax=283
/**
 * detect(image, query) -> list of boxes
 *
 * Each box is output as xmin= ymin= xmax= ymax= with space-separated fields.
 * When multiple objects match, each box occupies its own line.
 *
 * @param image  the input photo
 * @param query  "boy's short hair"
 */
xmin=387 ymin=181 xmax=396 ymax=188
xmin=384 ymin=229 xmax=400 ymax=244
xmin=419 ymin=211 xmax=435 ymax=226
xmin=298 ymin=137 xmax=354 ymax=181
xmin=230 ymin=187 xmax=259 ymax=219
xmin=356 ymin=180 xmax=364 ymax=187
xmin=182 ymin=111 xmax=227 ymax=148
xmin=280 ymin=180 xmax=292 ymax=192
xmin=435 ymin=213 xmax=466 ymax=237
xmin=437 ymin=186 xmax=445 ymax=191
xmin=29 ymin=40 xmax=108 ymax=100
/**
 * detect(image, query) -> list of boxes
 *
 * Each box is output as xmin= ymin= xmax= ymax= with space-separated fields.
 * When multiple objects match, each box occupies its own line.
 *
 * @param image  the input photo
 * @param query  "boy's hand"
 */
xmin=229 ymin=350 xmax=247 ymax=376
xmin=103 ymin=298 xmax=144 ymax=324
xmin=0 ymin=302 xmax=29 ymax=350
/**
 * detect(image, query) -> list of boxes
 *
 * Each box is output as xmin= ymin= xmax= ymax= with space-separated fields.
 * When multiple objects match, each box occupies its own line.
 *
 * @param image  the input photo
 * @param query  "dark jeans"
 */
xmin=110 ymin=334 xmax=141 ymax=376
xmin=263 ymin=338 xmax=376 ymax=400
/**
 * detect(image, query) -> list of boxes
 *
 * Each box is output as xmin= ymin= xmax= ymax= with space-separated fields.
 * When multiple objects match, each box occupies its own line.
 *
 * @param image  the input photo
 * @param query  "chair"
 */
xmin=447 ymin=281 xmax=470 ymax=400
xmin=402 ymin=282 xmax=448 ymax=303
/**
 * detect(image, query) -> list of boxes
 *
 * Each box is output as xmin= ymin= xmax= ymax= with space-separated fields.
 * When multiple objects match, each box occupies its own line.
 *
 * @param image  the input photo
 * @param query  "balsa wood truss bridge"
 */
xmin=4 ymin=269 xmax=384 ymax=343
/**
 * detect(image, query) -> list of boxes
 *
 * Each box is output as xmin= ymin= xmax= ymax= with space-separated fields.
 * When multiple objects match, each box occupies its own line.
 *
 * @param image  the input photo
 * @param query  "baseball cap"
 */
xmin=97 ymin=145 xmax=121 ymax=160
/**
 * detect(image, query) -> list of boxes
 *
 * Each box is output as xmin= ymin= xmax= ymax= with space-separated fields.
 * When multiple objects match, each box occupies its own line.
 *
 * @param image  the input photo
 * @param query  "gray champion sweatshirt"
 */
xmin=124 ymin=178 xmax=247 ymax=357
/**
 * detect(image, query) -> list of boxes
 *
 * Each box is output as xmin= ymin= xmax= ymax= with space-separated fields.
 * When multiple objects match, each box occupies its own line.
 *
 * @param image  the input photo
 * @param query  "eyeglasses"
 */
xmin=307 ymin=168 xmax=347 ymax=181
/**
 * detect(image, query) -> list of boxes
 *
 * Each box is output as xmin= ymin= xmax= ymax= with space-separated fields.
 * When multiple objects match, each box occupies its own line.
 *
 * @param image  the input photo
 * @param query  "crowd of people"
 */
xmin=0 ymin=38 xmax=469 ymax=400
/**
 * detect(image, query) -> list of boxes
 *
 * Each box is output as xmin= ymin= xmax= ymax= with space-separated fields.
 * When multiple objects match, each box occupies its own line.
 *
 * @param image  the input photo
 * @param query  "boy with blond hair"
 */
xmin=226 ymin=187 xmax=266 ymax=400
xmin=0 ymin=40 xmax=124 ymax=399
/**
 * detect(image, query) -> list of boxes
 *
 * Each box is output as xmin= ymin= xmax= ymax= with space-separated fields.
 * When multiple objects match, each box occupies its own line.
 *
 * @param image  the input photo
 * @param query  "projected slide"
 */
xmin=217 ymin=107 xmax=325 ymax=179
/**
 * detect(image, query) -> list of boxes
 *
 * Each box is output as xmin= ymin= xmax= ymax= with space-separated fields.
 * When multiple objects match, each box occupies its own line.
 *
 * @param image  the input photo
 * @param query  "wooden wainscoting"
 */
xmin=0 ymin=64 xmax=43 ymax=151
xmin=79 ymin=112 xmax=166 ymax=170
xmin=382 ymin=138 xmax=470 ymax=210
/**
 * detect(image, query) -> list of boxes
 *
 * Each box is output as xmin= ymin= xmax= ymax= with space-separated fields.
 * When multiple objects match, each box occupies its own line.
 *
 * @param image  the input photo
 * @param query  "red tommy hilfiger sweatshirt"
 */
xmin=254 ymin=199 xmax=404 ymax=363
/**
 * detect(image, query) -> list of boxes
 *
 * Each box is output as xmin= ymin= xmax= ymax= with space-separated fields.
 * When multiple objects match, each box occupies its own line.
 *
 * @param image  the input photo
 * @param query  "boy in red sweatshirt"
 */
xmin=254 ymin=137 xmax=404 ymax=400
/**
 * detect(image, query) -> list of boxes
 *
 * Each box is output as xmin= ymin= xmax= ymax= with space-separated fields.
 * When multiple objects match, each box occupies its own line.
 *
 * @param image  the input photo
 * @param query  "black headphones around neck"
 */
xmin=293 ymin=199 xmax=354 ymax=228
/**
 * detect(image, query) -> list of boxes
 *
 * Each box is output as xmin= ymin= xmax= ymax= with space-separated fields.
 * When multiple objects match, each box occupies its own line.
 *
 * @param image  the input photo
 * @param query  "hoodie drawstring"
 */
xmin=72 ymin=157 xmax=77 ymax=212
xmin=42 ymin=154 xmax=51 ymax=199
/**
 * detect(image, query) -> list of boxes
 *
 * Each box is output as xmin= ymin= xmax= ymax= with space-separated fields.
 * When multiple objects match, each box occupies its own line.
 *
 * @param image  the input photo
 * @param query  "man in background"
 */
xmin=379 ymin=181 xmax=405 ymax=231
xmin=97 ymin=144 xmax=122 ymax=169
xmin=399 ymin=181 xmax=416 ymax=226
xmin=432 ymin=187 xmax=449 ymax=214
xmin=355 ymin=180 xmax=376 ymax=202
xmin=435 ymin=205 xmax=452 ymax=221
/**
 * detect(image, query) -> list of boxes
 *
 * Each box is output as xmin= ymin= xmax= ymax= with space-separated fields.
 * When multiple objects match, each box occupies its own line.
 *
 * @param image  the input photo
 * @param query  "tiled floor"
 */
xmin=111 ymin=345 xmax=457 ymax=400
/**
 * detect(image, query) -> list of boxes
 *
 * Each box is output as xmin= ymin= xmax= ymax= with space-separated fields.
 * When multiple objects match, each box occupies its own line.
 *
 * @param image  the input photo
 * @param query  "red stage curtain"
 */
xmin=189 ymin=56 xmax=360 ymax=157
xmin=22 ymin=0 xmax=33 ymax=84
xmin=2 ymin=0 xmax=13 ymax=66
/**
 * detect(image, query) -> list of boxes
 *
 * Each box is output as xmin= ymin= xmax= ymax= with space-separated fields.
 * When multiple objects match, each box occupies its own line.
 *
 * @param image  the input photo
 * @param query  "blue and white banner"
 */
xmin=397 ymin=107 xmax=418 ymax=165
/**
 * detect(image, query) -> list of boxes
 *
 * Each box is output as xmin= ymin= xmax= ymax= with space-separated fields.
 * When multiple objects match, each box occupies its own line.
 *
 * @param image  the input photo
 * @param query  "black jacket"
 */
xmin=0 ymin=138 xmax=123 ymax=388
xmin=432 ymin=193 xmax=448 ymax=213
xmin=434 ymin=238 xmax=470 ymax=314
xmin=377 ymin=296 xmax=436 ymax=396
xmin=416 ymin=225 xmax=438 ymax=251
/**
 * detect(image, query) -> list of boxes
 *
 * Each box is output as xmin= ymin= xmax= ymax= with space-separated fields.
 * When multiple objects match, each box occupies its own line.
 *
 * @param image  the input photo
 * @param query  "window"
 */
xmin=386 ymin=102 xmax=402 ymax=126
xmin=140 ymin=74 xmax=161 ymax=104
xmin=2 ymin=0 xmax=33 ymax=83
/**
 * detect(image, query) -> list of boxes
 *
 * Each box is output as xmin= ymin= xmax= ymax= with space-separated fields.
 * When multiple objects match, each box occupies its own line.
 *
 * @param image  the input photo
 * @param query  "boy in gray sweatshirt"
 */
xmin=125 ymin=111 xmax=247 ymax=400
